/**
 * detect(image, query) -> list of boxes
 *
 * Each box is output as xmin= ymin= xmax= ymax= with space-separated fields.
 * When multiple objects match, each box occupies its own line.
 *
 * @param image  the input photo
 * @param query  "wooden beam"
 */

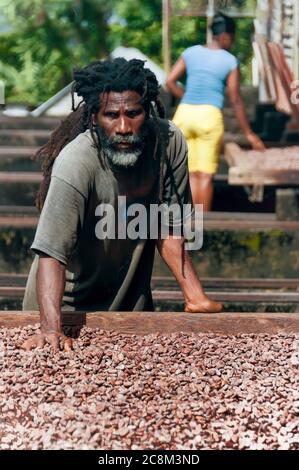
xmin=1 ymin=311 xmax=299 ymax=334
xmin=162 ymin=0 xmax=171 ymax=74
xmin=152 ymin=276 xmax=299 ymax=290
xmin=3 ymin=287 xmax=299 ymax=303
xmin=153 ymin=290 xmax=299 ymax=303
xmin=224 ymin=142 xmax=245 ymax=167
xmin=1 ymin=273 xmax=299 ymax=290
xmin=3 ymin=213 xmax=299 ymax=231
xmin=228 ymin=167 xmax=299 ymax=186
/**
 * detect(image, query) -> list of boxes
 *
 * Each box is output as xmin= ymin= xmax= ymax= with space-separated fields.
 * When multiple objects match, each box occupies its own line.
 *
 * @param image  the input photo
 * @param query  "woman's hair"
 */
xmin=211 ymin=12 xmax=236 ymax=36
xmin=34 ymin=58 xmax=165 ymax=211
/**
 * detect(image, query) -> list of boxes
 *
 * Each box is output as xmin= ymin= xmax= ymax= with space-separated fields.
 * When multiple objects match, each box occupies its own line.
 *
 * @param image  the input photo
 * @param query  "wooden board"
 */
xmin=229 ymin=167 xmax=299 ymax=186
xmin=224 ymin=142 xmax=246 ymax=167
xmin=152 ymin=276 xmax=299 ymax=290
xmin=2 ymin=214 xmax=299 ymax=231
xmin=2 ymin=287 xmax=299 ymax=303
xmin=224 ymin=142 xmax=299 ymax=186
xmin=1 ymin=311 xmax=299 ymax=334
xmin=153 ymin=290 xmax=299 ymax=303
xmin=1 ymin=273 xmax=298 ymax=290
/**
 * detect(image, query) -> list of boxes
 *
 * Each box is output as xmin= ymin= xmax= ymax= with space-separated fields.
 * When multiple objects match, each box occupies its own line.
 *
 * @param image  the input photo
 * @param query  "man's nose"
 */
xmin=116 ymin=116 xmax=132 ymax=135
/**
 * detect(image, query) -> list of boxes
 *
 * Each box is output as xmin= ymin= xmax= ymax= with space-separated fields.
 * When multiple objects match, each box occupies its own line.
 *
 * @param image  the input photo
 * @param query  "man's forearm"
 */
xmin=157 ymin=236 xmax=206 ymax=304
xmin=37 ymin=255 xmax=66 ymax=333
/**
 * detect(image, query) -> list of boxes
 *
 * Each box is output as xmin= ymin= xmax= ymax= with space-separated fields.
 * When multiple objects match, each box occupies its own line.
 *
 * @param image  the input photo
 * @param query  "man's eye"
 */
xmin=105 ymin=112 xmax=118 ymax=118
xmin=127 ymin=110 xmax=140 ymax=118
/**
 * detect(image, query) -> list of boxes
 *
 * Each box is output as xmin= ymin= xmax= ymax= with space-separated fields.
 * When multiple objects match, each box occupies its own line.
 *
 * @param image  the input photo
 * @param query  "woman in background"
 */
xmin=167 ymin=12 xmax=265 ymax=211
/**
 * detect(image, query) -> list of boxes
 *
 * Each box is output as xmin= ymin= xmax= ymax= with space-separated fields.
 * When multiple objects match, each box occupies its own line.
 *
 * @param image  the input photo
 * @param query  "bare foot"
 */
xmin=184 ymin=297 xmax=223 ymax=314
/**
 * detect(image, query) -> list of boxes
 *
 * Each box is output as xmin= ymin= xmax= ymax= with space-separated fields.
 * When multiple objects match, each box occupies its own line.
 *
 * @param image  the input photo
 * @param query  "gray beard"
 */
xmin=103 ymin=146 xmax=142 ymax=168
xmin=96 ymin=125 xmax=148 ymax=169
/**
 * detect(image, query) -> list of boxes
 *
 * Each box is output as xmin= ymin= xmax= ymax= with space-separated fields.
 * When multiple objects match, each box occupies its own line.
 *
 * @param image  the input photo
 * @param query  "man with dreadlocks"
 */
xmin=22 ymin=58 xmax=222 ymax=352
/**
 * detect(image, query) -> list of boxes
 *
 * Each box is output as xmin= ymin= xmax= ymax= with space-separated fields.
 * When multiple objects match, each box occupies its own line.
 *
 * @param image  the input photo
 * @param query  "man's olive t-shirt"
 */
xmin=23 ymin=119 xmax=192 ymax=312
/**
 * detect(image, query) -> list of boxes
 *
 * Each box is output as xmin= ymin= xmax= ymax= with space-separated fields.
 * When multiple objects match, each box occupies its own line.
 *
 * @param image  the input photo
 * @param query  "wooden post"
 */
xmin=162 ymin=0 xmax=171 ymax=74
xmin=206 ymin=0 xmax=215 ymax=44
xmin=294 ymin=0 xmax=299 ymax=78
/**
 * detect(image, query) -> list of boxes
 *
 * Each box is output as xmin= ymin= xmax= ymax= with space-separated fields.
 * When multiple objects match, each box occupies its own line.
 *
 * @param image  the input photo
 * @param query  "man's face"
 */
xmin=95 ymin=90 xmax=148 ymax=168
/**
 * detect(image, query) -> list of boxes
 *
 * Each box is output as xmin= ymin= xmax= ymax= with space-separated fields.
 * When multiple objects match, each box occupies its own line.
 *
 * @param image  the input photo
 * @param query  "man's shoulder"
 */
xmin=52 ymin=130 xmax=97 ymax=177
xmin=154 ymin=118 xmax=186 ymax=164
xmin=155 ymin=117 xmax=184 ymax=141
xmin=55 ymin=130 xmax=96 ymax=163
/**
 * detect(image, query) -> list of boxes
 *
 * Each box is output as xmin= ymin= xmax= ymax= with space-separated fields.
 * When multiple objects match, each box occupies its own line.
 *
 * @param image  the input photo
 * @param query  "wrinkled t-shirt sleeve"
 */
xmin=162 ymin=122 xmax=194 ymax=227
xmin=31 ymin=176 xmax=86 ymax=264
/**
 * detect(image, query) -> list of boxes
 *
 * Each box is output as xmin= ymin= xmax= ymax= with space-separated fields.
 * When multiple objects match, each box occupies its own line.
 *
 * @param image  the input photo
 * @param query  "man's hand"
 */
xmin=184 ymin=298 xmax=223 ymax=314
xmin=23 ymin=255 xmax=68 ymax=353
xmin=246 ymin=131 xmax=266 ymax=151
xmin=22 ymin=331 xmax=73 ymax=352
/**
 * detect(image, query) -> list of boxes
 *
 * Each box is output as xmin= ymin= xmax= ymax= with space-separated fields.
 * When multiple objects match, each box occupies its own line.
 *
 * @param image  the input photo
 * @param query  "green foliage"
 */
xmin=0 ymin=0 xmax=255 ymax=106
xmin=0 ymin=0 xmax=115 ymax=104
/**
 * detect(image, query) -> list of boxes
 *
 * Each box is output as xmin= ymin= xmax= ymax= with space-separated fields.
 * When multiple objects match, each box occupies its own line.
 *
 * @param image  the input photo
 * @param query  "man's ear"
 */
xmin=91 ymin=114 xmax=97 ymax=126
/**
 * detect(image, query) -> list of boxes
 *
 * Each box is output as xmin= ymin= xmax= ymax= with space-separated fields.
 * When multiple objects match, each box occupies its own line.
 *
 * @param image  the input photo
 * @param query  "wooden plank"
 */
xmin=1 ymin=273 xmax=298 ymax=290
xmin=2 ymin=214 xmax=299 ymax=231
xmin=203 ymin=219 xmax=299 ymax=230
xmin=0 ymin=273 xmax=27 ymax=286
xmin=152 ymin=276 xmax=299 ymax=290
xmin=229 ymin=167 xmax=299 ymax=186
xmin=1 ymin=311 xmax=298 ymax=334
xmin=153 ymin=290 xmax=299 ymax=303
xmin=203 ymin=211 xmax=276 ymax=221
xmin=224 ymin=142 xmax=245 ymax=167
xmin=2 ymin=286 xmax=299 ymax=303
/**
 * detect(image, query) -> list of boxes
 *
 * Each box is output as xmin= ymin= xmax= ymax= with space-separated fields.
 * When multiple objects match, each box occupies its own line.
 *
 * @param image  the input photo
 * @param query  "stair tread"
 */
xmin=0 ymin=172 xmax=42 ymax=182
xmin=0 ymin=147 xmax=38 ymax=156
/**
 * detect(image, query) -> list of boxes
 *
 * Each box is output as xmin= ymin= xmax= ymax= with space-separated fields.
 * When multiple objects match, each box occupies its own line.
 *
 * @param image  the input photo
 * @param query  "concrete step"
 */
xmin=2 ymin=209 xmax=298 ymax=231
xmin=2 ymin=272 xmax=298 ymax=290
xmin=1 ymin=211 xmax=299 ymax=277
xmin=0 ymin=115 xmax=60 ymax=130
xmin=2 ymin=286 xmax=299 ymax=302
xmin=0 ymin=171 xmax=227 ymax=207
xmin=0 ymin=173 xmax=41 ymax=205
xmin=0 ymin=205 xmax=38 ymax=216
xmin=0 ymin=147 xmax=41 ymax=171
xmin=0 ymin=129 xmax=51 ymax=146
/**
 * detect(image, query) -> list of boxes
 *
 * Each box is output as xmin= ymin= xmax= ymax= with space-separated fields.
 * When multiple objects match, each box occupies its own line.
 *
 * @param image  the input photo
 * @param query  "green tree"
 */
xmin=0 ymin=0 xmax=115 ymax=105
xmin=0 ymin=0 xmax=256 ymax=106
xmin=110 ymin=0 xmax=254 ymax=83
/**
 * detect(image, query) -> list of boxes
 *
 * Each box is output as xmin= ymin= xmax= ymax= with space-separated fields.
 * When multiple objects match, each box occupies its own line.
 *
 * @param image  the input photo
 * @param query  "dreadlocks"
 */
xmin=34 ymin=58 xmax=165 ymax=211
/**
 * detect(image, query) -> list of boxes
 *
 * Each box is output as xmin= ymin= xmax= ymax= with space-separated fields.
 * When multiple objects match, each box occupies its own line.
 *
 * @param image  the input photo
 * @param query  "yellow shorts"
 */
xmin=173 ymin=103 xmax=224 ymax=174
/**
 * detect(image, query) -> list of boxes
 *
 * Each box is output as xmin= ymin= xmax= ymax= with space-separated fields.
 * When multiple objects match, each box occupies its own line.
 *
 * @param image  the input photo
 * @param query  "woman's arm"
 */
xmin=227 ymin=68 xmax=266 ymax=151
xmin=166 ymin=56 xmax=186 ymax=100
